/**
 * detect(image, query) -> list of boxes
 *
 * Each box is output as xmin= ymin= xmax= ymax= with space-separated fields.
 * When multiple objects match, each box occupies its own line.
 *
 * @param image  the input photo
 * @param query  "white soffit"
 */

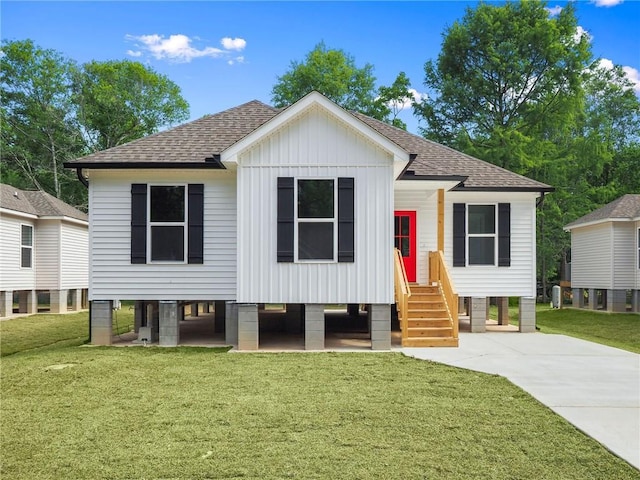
xmin=221 ymin=91 xmax=410 ymax=166
xmin=394 ymin=179 xmax=463 ymax=191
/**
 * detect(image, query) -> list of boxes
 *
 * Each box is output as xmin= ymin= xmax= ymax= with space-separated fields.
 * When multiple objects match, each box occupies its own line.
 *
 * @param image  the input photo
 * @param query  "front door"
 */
xmin=394 ymin=211 xmax=417 ymax=282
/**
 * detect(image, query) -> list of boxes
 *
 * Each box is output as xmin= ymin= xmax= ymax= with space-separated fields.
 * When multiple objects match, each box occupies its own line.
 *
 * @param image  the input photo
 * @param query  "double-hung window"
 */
xmin=21 ymin=224 xmax=33 ymax=268
xmin=467 ymin=204 xmax=497 ymax=265
xmin=297 ymin=179 xmax=336 ymax=261
xmin=149 ymin=185 xmax=186 ymax=262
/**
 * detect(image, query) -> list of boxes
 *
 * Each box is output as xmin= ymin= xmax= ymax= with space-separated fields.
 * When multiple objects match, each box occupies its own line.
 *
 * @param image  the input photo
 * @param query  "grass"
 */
xmin=2 ymin=348 xmax=639 ymax=479
xmin=0 ymin=309 xmax=134 ymax=357
xmin=489 ymin=302 xmax=640 ymax=353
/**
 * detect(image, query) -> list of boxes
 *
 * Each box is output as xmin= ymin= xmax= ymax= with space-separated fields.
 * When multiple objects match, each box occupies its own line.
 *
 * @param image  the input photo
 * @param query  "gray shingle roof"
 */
xmin=565 ymin=194 xmax=640 ymax=229
xmin=1 ymin=184 xmax=88 ymax=221
xmin=65 ymin=97 xmax=551 ymax=191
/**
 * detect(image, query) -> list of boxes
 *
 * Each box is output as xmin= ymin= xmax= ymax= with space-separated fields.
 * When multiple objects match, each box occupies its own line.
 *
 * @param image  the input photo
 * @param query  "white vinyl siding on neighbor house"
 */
xmin=88 ymin=169 xmax=237 ymax=301
xmin=0 ymin=213 xmax=36 ymax=290
xmin=612 ymin=223 xmax=635 ymax=289
xmin=636 ymin=222 xmax=640 ymax=289
xmin=34 ymin=219 xmax=60 ymax=290
xmin=446 ymin=192 xmax=537 ymax=297
xmin=570 ymin=223 xmax=613 ymax=290
xmin=237 ymin=106 xmax=395 ymax=304
xmin=60 ymin=221 xmax=88 ymax=290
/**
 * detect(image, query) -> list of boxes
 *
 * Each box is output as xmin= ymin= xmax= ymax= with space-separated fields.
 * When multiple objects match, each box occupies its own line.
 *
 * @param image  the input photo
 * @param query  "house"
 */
xmin=564 ymin=194 xmax=640 ymax=313
xmin=64 ymin=92 xmax=552 ymax=349
xmin=0 ymin=184 xmax=88 ymax=317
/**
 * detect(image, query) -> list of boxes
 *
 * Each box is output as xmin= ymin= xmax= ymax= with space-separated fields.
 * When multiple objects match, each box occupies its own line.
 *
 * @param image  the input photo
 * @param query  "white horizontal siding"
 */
xmin=570 ymin=223 xmax=613 ymax=289
xmin=612 ymin=223 xmax=634 ymax=289
xmin=444 ymin=191 xmax=538 ymax=297
xmin=0 ymin=213 xmax=36 ymax=290
xmin=34 ymin=220 xmax=60 ymax=290
xmin=88 ymin=169 xmax=237 ymax=301
xmin=636 ymin=222 xmax=640 ymax=290
xmin=237 ymin=107 xmax=394 ymax=304
xmin=59 ymin=221 xmax=88 ymax=289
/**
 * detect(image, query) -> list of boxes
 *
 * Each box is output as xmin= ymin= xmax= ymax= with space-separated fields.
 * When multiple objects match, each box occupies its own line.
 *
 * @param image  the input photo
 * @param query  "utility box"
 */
xmin=552 ymin=285 xmax=561 ymax=309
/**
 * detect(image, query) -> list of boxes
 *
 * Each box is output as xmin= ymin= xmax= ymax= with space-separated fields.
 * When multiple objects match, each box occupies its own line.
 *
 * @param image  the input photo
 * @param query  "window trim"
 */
xmin=20 ymin=223 xmax=34 ymax=269
xmin=466 ymin=203 xmax=497 ymax=267
xmin=147 ymin=184 xmax=188 ymax=264
xmin=294 ymin=178 xmax=338 ymax=263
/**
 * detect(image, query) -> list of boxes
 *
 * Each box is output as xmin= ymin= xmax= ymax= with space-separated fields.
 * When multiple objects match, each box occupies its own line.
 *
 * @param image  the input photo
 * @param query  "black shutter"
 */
xmin=498 ymin=203 xmax=511 ymax=267
xmin=131 ymin=184 xmax=147 ymax=264
xmin=188 ymin=184 xmax=204 ymax=264
xmin=338 ymin=177 xmax=355 ymax=262
xmin=453 ymin=203 xmax=466 ymax=267
xmin=277 ymin=177 xmax=294 ymax=262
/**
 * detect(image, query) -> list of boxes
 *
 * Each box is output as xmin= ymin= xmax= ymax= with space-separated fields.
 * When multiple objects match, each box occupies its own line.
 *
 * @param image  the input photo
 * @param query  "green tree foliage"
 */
xmin=272 ymin=43 xmax=414 ymax=128
xmin=74 ymin=60 xmax=189 ymax=151
xmin=1 ymin=40 xmax=190 ymax=208
xmin=413 ymin=0 xmax=639 ymax=294
xmin=1 ymin=39 xmax=85 ymax=204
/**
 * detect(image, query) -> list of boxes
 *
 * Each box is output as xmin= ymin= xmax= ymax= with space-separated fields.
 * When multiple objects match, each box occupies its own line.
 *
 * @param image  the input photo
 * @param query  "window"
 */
xmin=468 ymin=205 xmax=496 ymax=265
xmin=21 ymin=224 xmax=33 ymax=268
xmin=149 ymin=186 xmax=186 ymax=262
xmin=131 ymin=184 xmax=203 ymax=265
xmin=453 ymin=203 xmax=510 ymax=267
xmin=277 ymin=177 xmax=354 ymax=263
xmin=297 ymin=179 xmax=336 ymax=261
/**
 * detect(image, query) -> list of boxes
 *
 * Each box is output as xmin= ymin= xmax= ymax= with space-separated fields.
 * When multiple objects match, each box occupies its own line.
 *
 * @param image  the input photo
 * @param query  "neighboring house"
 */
xmin=64 ymin=92 xmax=552 ymax=349
xmin=0 ymin=184 xmax=88 ymax=316
xmin=564 ymin=194 xmax=640 ymax=313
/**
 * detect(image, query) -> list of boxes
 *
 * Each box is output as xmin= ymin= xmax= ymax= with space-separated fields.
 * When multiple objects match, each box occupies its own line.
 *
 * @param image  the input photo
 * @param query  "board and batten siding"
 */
xmin=429 ymin=191 xmax=538 ymax=297
xmin=60 ymin=221 xmax=88 ymax=289
xmin=88 ymin=169 xmax=237 ymax=301
xmin=237 ymin=106 xmax=395 ymax=304
xmin=570 ymin=223 xmax=613 ymax=290
xmin=0 ymin=213 xmax=36 ymax=290
xmin=34 ymin=219 xmax=61 ymax=290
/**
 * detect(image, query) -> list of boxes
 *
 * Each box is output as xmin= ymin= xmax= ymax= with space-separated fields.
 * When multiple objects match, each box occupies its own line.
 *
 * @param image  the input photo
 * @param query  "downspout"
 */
xmin=76 ymin=168 xmax=89 ymax=188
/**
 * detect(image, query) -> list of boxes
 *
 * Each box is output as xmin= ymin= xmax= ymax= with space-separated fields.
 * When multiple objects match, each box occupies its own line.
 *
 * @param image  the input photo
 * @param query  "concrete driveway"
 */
xmin=401 ymin=332 xmax=640 ymax=470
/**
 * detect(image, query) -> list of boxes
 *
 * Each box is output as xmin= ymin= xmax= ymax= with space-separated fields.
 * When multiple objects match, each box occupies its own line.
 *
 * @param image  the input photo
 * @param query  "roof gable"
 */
xmin=221 ymin=91 xmax=410 ymax=169
xmin=565 ymin=194 xmax=640 ymax=230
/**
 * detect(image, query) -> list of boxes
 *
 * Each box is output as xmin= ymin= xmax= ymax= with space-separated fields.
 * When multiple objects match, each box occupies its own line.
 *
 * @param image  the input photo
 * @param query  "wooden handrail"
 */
xmin=428 ymin=251 xmax=459 ymax=339
xmin=394 ymin=248 xmax=411 ymax=340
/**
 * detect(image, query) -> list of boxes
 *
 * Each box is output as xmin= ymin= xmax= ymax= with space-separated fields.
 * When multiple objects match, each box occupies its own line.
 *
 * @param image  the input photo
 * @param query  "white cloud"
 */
xmin=388 ymin=88 xmax=428 ymax=111
xmin=228 ymin=56 xmax=246 ymax=66
xmin=221 ymin=37 xmax=246 ymax=51
xmin=597 ymin=58 xmax=615 ymax=70
xmin=622 ymin=66 xmax=640 ymax=94
xmin=546 ymin=5 xmax=563 ymax=16
xmin=125 ymin=34 xmax=247 ymax=63
xmin=591 ymin=0 xmax=623 ymax=6
xmin=574 ymin=26 xmax=592 ymax=44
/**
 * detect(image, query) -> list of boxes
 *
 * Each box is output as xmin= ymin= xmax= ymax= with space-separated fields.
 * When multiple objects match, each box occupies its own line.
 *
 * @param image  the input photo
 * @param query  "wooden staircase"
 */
xmin=403 ymin=284 xmax=458 ymax=347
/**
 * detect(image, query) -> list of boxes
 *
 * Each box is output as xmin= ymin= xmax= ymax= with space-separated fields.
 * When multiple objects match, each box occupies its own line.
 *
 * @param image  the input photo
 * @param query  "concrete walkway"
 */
xmin=401 ymin=332 xmax=640 ymax=470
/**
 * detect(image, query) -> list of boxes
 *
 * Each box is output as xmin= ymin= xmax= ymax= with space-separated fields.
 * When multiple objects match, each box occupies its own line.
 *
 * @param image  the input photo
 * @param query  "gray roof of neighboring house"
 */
xmin=65 ymin=98 xmax=552 ymax=192
xmin=565 ymin=194 xmax=640 ymax=229
xmin=0 ymin=184 xmax=88 ymax=222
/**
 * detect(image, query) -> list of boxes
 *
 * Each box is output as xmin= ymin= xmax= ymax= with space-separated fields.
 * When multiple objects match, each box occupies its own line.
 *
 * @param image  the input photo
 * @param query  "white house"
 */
xmin=65 ymin=92 xmax=552 ymax=349
xmin=564 ymin=194 xmax=640 ymax=313
xmin=0 ymin=184 xmax=88 ymax=316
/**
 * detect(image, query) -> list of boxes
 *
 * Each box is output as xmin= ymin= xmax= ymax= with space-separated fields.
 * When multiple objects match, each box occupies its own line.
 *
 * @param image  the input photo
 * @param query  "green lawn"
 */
xmin=489 ymin=303 xmax=640 ymax=353
xmin=2 ymin=348 xmax=638 ymax=479
xmin=0 ymin=309 xmax=134 ymax=357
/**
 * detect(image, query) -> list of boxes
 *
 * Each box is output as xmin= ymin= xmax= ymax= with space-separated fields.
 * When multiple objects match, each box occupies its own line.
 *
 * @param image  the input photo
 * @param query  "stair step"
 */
xmin=410 ymin=286 xmax=440 ymax=294
xmin=408 ymin=301 xmax=446 ymax=310
xmin=408 ymin=309 xmax=449 ymax=318
xmin=402 ymin=337 xmax=459 ymax=348
xmin=408 ymin=326 xmax=453 ymax=338
xmin=408 ymin=318 xmax=451 ymax=328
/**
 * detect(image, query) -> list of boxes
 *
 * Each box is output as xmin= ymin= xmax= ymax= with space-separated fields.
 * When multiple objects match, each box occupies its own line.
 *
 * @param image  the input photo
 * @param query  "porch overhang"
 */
xmin=394 ymin=175 xmax=467 ymax=192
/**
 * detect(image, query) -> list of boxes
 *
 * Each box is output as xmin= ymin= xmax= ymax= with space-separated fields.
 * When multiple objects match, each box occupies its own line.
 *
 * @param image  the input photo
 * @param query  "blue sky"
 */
xmin=2 ymin=1 xmax=639 ymax=134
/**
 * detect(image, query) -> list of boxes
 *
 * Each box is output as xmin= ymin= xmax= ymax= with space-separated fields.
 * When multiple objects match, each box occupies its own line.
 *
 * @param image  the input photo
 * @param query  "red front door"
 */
xmin=394 ymin=211 xmax=417 ymax=282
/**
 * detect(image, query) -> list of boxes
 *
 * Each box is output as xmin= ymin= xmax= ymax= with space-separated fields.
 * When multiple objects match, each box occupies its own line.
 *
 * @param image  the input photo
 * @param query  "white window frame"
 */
xmin=466 ymin=203 xmax=497 ymax=267
xmin=20 ymin=224 xmax=34 ymax=269
xmin=147 ymin=184 xmax=188 ymax=264
xmin=294 ymin=178 xmax=338 ymax=263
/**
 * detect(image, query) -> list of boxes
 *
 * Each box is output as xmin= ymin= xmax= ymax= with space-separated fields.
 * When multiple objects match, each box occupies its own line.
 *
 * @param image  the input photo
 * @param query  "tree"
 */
xmin=74 ymin=60 xmax=189 ymax=151
xmin=272 ymin=43 xmax=416 ymax=129
xmin=1 ymin=39 xmax=85 ymax=202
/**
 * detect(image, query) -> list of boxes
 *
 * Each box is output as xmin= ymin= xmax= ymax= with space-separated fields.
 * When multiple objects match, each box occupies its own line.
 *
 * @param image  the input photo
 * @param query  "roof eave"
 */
xmin=63 ymin=160 xmax=226 ymax=170
xmin=451 ymin=185 xmax=555 ymax=193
